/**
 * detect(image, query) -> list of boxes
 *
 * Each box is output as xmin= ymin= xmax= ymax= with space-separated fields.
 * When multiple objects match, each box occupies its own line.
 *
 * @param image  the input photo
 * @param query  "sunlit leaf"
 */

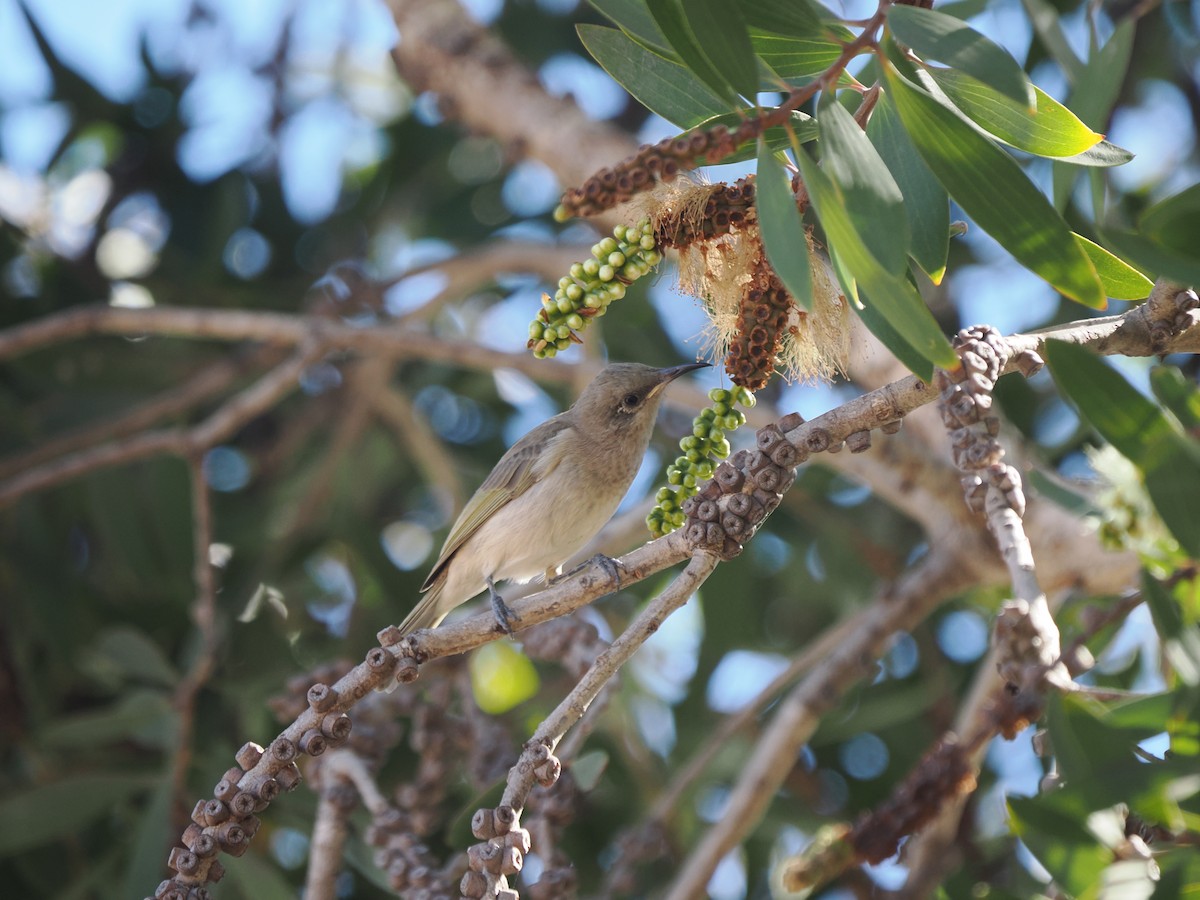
xmin=578 ymin=24 xmax=729 ymax=127
xmin=818 ymin=96 xmax=909 ymax=275
xmin=470 ymin=641 xmax=540 ymax=714
xmin=1072 ymin=234 xmax=1152 ymax=301
xmin=681 ymin=0 xmax=758 ymax=100
xmin=1046 ymin=340 xmax=1200 ymax=556
xmin=884 ymin=67 xmax=1106 ymax=308
xmin=646 ymin=0 xmax=740 ymax=106
xmin=756 ymin=140 xmax=813 ymax=309
xmin=1100 ymin=227 xmax=1200 ymax=287
xmin=1143 ymin=573 xmax=1200 ymax=688
xmin=751 ymin=30 xmax=844 ymax=79
xmin=1150 ymin=366 xmax=1200 ymax=432
xmin=868 ymin=91 xmax=949 ymax=282
xmin=888 ymin=5 xmax=1033 ymax=107
xmin=930 ymin=69 xmax=1102 ymax=158
xmin=1020 ymin=0 xmax=1084 ymax=80
xmin=798 ymin=149 xmax=955 ymax=375
xmin=1052 ymin=139 xmax=1134 ymax=168
xmin=1139 ymin=182 xmax=1200 ymax=258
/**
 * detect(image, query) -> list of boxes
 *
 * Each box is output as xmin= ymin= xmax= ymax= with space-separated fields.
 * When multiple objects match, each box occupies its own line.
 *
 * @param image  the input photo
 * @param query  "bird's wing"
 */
xmin=420 ymin=415 xmax=572 ymax=591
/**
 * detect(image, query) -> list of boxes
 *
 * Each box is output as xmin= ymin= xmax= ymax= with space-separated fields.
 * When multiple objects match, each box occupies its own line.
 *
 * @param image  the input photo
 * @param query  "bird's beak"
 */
xmin=648 ymin=361 xmax=710 ymax=398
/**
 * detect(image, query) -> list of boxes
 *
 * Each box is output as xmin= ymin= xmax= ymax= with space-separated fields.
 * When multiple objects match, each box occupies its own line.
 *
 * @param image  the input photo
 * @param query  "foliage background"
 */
xmin=0 ymin=0 xmax=1198 ymax=897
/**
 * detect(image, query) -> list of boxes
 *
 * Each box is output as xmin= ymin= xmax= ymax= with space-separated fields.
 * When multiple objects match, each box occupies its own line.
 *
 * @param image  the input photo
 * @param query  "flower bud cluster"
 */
xmin=935 ymin=325 xmax=1040 ymax=518
xmin=725 ymin=272 xmax=794 ymax=390
xmin=367 ymin=807 xmax=456 ymax=898
xmin=527 ymin=219 xmax=661 ymax=358
xmin=655 ymin=177 xmax=758 ymax=250
xmin=556 ymin=118 xmax=766 ymax=219
xmin=680 ymin=415 xmax=808 ymax=559
xmin=647 ymin=385 xmax=755 ymax=537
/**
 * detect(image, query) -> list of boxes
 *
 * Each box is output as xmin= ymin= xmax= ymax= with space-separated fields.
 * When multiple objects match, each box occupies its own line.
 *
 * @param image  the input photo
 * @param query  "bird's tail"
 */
xmin=397 ymin=584 xmax=450 ymax=637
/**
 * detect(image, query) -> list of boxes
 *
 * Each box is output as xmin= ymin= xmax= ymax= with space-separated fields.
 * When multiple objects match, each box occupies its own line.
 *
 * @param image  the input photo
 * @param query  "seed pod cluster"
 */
xmin=654 ymin=177 xmax=758 ymax=249
xmin=936 ymin=325 xmax=1040 ymax=518
xmin=647 ymin=385 xmax=755 ymax=537
xmin=527 ymin=219 xmax=661 ymax=359
xmin=725 ymin=270 xmax=794 ymax=390
xmin=556 ymin=118 xmax=767 ymax=220
xmin=679 ymin=415 xmax=808 ymax=559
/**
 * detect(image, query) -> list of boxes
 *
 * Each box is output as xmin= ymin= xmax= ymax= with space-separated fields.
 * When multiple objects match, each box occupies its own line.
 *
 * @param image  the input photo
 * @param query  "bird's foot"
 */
xmin=488 ymin=582 xmax=520 ymax=635
xmin=558 ymin=553 xmax=623 ymax=588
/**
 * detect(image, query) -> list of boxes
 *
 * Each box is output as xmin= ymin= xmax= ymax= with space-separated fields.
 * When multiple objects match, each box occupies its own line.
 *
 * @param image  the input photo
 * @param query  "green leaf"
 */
xmin=1053 ymin=139 xmax=1134 ymax=168
xmin=1019 ymin=0 xmax=1084 ymax=80
xmin=38 ymin=689 xmax=176 ymax=750
xmin=1100 ymin=227 xmax=1200 ymax=287
xmin=79 ymin=626 xmax=179 ymax=689
xmin=122 ymin=780 xmax=174 ymax=899
xmin=818 ymin=95 xmax=909 ymax=274
xmin=577 ymin=24 xmax=729 ymax=127
xmin=867 ymin=91 xmax=950 ymax=282
xmin=929 ymin=69 xmax=1102 ymax=158
xmin=887 ymin=5 xmax=1033 ymax=108
xmin=223 ymin=844 xmax=299 ymax=900
xmin=0 ymin=774 xmax=154 ymax=855
xmin=798 ymin=149 xmax=955 ymax=373
xmin=1072 ymin=234 xmax=1153 ymax=301
xmin=1072 ymin=20 xmax=1136 ymax=131
xmin=756 ymin=140 xmax=813 ymax=310
xmin=645 ymin=0 xmax=740 ymax=106
xmin=884 ymin=67 xmax=1106 ymax=309
xmin=1139 ymin=182 xmax=1200 ymax=258
xmin=852 ymin=295 xmax=933 ymax=380
xmin=470 ymin=641 xmax=540 ymax=714
xmin=1150 ymin=366 xmax=1200 ymax=432
xmin=735 ymin=0 xmax=824 ymax=38
xmin=751 ymin=30 xmax=844 ymax=80
xmin=1009 ymin=794 xmax=1110 ymax=895
xmin=589 ymin=0 xmax=670 ymax=51
xmin=681 ymin=0 xmax=758 ymax=100
xmin=1045 ymin=340 xmax=1200 ymax=556
xmin=1143 ymin=572 xmax=1200 ymax=687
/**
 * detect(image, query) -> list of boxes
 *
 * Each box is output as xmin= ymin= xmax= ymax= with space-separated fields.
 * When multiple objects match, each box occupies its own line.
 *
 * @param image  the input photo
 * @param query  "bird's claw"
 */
xmin=490 ymin=588 xmax=520 ymax=635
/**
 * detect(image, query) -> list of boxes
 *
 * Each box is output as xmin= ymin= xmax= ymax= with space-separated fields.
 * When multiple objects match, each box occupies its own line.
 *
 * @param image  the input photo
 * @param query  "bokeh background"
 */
xmin=1 ymin=0 xmax=1198 ymax=897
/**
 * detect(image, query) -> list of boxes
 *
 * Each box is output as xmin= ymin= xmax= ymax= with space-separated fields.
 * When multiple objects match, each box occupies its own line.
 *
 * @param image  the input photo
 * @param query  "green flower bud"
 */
xmin=734 ymin=386 xmax=756 ymax=407
xmin=584 ymin=294 xmax=603 ymax=309
xmin=693 ymin=423 xmax=708 ymax=438
xmin=695 ymin=460 xmax=714 ymax=479
xmin=642 ymin=249 xmax=662 ymax=266
xmin=558 ymin=276 xmax=573 ymax=289
xmin=528 ymin=322 xmax=544 ymax=340
xmin=709 ymin=427 xmax=724 ymax=443
xmin=566 ymin=283 xmax=583 ymax=302
xmin=667 ymin=469 xmax=682 ymax=485
xmin=683 ymin=474 xmax=696 ymax=488
xmin=598 ymin=264 xmax=615 ymax=283
xmin=640 ymin=234 xmax=656 ymax=251
xmin=566 ymin=313 xmax=584 ymax=330
xmin=557 ymin=296 xmax=574 ymax=314
xmin=713 ymin=439 xmax=731 ymax=458
xmin=598 ymin=237 xmax=619 ymax=256
xmin=686 ymin=449 xmax=703 ymax=463
xmin=555 ymin=337 xmax=571 ymax=350
xmin=582 ymin=258 xmax=600 ymax=277
xmin=543 ymin=326 xmax=557 ymax=342
xmin=542 ymin=295 xmax=556 ymax=311
xmin=708 ymin=388 xmax=730 ymax=403
xmin=700 ymin=408 xmax=716 ymax=421
xmin=640 ymin=219 xmax=653 ymax=235
xmin=608 ymin=282 xmax=627 ymax=301
xmin=612 ymin=224 xmax=627 ymax=242
xmin=607 ymin=251 xmax=626 ymax=268
xmin=712 ymin=401 xmax=730 ymax=416
xmin=730 ymin=409 xmax=747 ymax=427
xmin=556 ymin=324 xmax=571 ymax=340
xmin=621 ymin=262 xmax=646 ymax=280
xmin=680 ymin=437 xmax=699 ymax=451
xmin=569 ymin=262 xmax=585 ymax=279
xmin=656 ymin=487 xmax=672 ymax=502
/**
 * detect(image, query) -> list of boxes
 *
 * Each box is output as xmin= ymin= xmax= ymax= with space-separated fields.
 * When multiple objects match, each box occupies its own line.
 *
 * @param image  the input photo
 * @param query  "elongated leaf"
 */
xmin=0 ymin=774 xmax=154 ymax=854
xmin=1100 ymin=227 xmax=1200 ymax=286
xmin=646 ymin=0 xmax=740 ymax=106
xmin=756 ymin=140 xmax=813 ymax=309
xmin=884 ymin=67 xmax=1106 ymax=308
xmin=888 ymin=5 xmax=1033 ymax=107
xmin=853 ymin=291 xmax=933 ymax=378
xmin=751 ymin=30 xmax=844 ymax=79
xmin=1143 ymin=573 xmax=1200 ymax=688
xmin=1046 ymin=340 xmax=1200 ymax=556
xmin=735 ymin=0 xmax=824 ymax=38
xmin=578 ymin=25 xmax=728 ymax=127
xmin=590 ymin=0 xmax=670 ymax=50
xmin=1053 ymin=139 xmax=1134 ymax=168
xmin=930 ymin=69 xmax=1101 ymax=157
xmin=868 ymin=91 xmax=950 ymax=282
xmin=1009 ymin=794 xmax=1110 ymax=895
xmin=1139 ymin=182 xmax=1200 ymax=258
xmin=1150 ymin=366 xmax=1200 ymax=432
xmin=1073 ymin=234 xmax=1153 ymax=301
xmin=818 ymin=96 xmax=909 ymax=274
xmin=1020 ymin=0 xmax=1084 ymax=80
xmin=681 ymin=0 xmax=758 ymax=100
xmin=799 ymin=149 xmax=955 ymax=374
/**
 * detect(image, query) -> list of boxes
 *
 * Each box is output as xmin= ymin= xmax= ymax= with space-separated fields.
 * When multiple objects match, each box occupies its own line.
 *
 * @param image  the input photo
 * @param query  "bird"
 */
xmin=397 ymin=361 xmax=708 ymax=637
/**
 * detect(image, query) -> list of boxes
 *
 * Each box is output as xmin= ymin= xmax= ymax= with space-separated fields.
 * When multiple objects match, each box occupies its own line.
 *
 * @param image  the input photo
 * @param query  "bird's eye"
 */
xmin=623 ymin=393 xmax=640 ymax=408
